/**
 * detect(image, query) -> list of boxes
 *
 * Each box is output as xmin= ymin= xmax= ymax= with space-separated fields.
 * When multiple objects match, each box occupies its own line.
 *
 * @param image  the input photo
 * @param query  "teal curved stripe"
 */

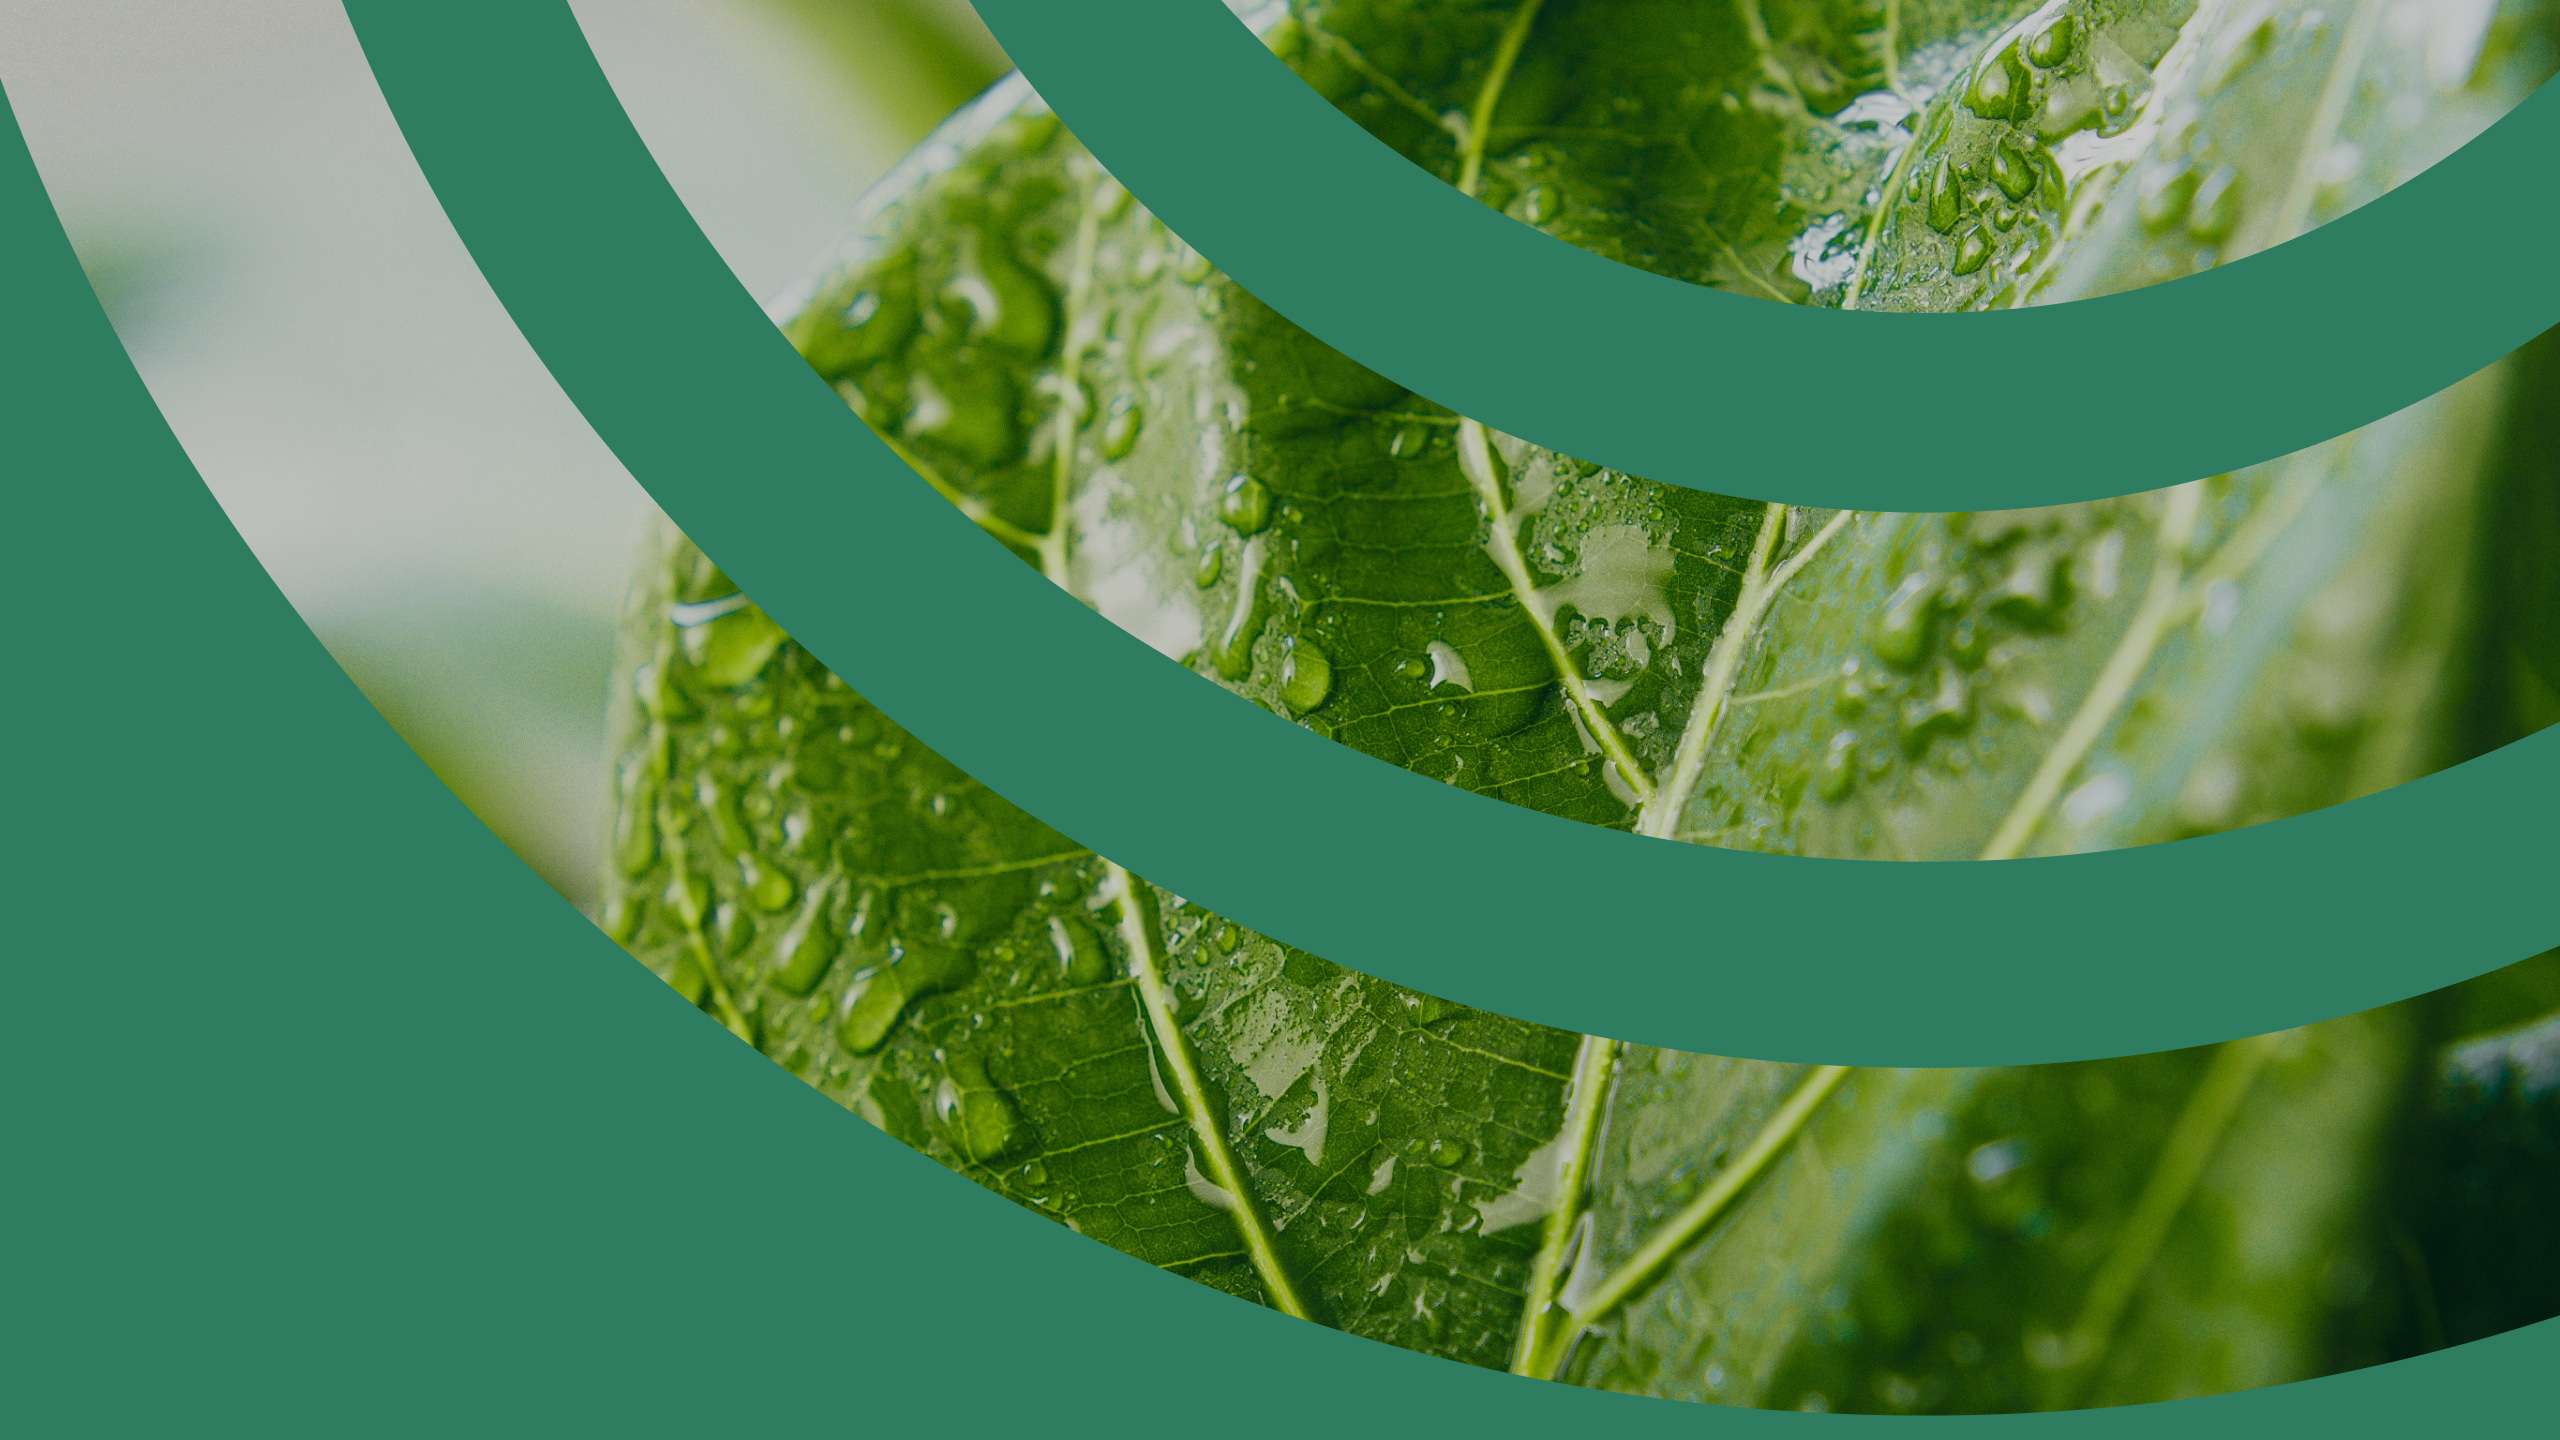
xmin=331 ymin=0 xmax=2557 ymax=1066
xmin=13 ymin=94 xmax=2560 ymax=1431
xmin=967 ymin=0 xmax=2560 ymax=508
xmin=13 ymin=85 xmax=2560 ymax=1433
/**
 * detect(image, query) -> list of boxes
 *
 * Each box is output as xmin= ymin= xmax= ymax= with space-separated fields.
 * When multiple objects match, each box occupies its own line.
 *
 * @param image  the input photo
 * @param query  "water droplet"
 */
xmin=1101 ymin=397 xmax=1143 ymax=460
xmin=1264 ymin=1072 xmax=1331 ymax=1165
xmin=1965 ymin=46 xmax=2030 ymax=122
xmin=612 ymin=784 xmax=658 ymax=878
xmin=2138 ymin=163 xmax=2201 ymax=234
xmin=2035 ymin=77 xmax=2100 ymax=142
xmin=1219 ymin=474 xmax=1272 ymax=535
xmin=796 ymin=271 xmax=919 ymax=381
xmin=1544 ymin=521 xmax=1678 ymax=648
xmin=1193 ymin=543 xmax=1225 ymax=589
xmin=1817 ymin=731 xmax=1859 ymax=802
xmin=2185 ymin=166 xmax=2243 ymax=243
xmin=837 ymin=941 xmax=973 ymax=1054
xmin=1871 ymin=572 xmax=1940 ymax=670
xmin=1428 ymin=1138 xmax=1468 ymax=1168
xmin=1049 ymin=914 xmax=1108 ymax=986
xmin=1213 ymin=539 xmax=1268 ymax=680
xmin=1990 ymin=143 xmax=2039 ymax=202
xmin=1278 ymin=641 xmax=1334 ymax=715
xmin=1925 ymin=159 xmax=1964 ymax=234
xmin=602 ymin=893 xmax=642 ymax=944
xmin=1898 ymin=664 xmax=1975 ymax=756
xmin=1184 ymin=1148 xmax=1238 ymax=1211
xmin=2096 ymin=83 xmax=2139 ymax=137
xmin=1967 ymin=1138 xmax=2024 ymax=1185
xmin=903 ymin=364 xmax=1024 ymax=467
xmin=2026 ymin=16 xmax=2075 ymax=69
xmin=678 ymin=599 xmax=787 ymax=688
xmin=934 ymin=1050 xmax=1027 ymax=1162
xmin=949 ymin=227 xmax=1059 ymax=358
xmin=1952 ymin=227 xmax=1992 ymax=277
xmin=2061 ymin=770 xmax=2131 ymax=829
xmin=1425 ymin=639 xmax=1474 ymax=692
xmin=770 ymin=883 xmax=839 ymax=997
xmin=746 ymin=859 xmax=795 ymax=913
xmin=1989 ymin=546 xmax=2068 ymax=627
xmin=1946 ymin=616 xmax=1987 ymax=668
xmin=1520 ymin=183 xmax=1561 ymax=226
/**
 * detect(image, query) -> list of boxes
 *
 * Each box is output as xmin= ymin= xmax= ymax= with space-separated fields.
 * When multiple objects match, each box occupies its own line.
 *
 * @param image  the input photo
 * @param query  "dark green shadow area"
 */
xmin=18 ymin=71 xmax=2560 ymax=1433
xmin=326 ymin=0 xmax=2556 ymax=1065
xmin=15 ymin=71 xmax=2560 ymax=1436
xmin=966 ymin=1 xmax=2560 ymax=506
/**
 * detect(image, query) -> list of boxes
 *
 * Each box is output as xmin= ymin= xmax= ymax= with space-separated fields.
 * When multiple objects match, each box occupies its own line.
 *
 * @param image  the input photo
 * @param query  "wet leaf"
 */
xmin=606 ymin=0 xmax=2560 ymax=1410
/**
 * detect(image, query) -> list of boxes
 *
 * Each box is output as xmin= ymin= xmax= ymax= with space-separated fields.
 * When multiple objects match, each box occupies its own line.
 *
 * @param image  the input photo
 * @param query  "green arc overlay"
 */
xmin=10 ymin=78 xmax=2560 ymax=1425
xmin=334 ymin=0 xmax=2558 ymax=1066
xmin=968 ymin=0 xmax=2560 ymax=508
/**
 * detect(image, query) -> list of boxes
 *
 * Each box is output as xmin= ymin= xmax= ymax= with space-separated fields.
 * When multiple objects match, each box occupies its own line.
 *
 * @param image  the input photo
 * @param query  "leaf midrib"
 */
xmin=1444 ymin=0 xmax=1659 ymax=807
xmin=1109 ymin=866 xmax=1314 ymax=1319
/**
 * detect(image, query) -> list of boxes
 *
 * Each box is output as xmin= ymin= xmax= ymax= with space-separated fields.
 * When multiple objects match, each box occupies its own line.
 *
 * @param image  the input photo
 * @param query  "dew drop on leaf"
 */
xmin=1048 ymin=913 xmax=1109 ymax=986
xmin=1871 ymin=572 xmax=1941 ymax=670
xmin=611 ymin=786 xmax=658 ymax=878
xmin=1991 ymin=143 xmax=2039 ymax=202
xmin=1213 ymin=539 xmax=1269 ymax=679
xmin=2026 ymin=15 xmax=2075 ymax=68
xmin=1966 ymin=45 xmax=2030 ymax=121
xmin=935 ymin=1049 xmax=1028 ymax=1163
xmin=2185 ymin=166 xmax=2243 ymax=243
xmin=678 ymin=601 xmax=787 ymax=689
xmin=1220 ymin=474 xmax=1273 ymax=535
xmin=1426 ymin=639 xmax=1474 ymax=692
xmin=837 ymin=941 xmax=974 ymax=1054
xmin=1926 ymin=159 xmax=1963 ymax=234
xmin=1953 ymin=227 xmax=1993 ymax=276
xmin=1818 ymin=731 xmax=1860 ymax=803
xmin=1280 ymin=640 xmax=1335 ymax=715
xmin=1101 ymin=396 xmax=1144 ymax=459
xmin=2097 ymin=83 xmax=2139 ymax=136
xmin=600 ymin=894 xmax=641 ymax=945
xmin=745 ymin=857 xmax=795 ymax=913
xmin=770 ymin=883 xmax=839 ymax=997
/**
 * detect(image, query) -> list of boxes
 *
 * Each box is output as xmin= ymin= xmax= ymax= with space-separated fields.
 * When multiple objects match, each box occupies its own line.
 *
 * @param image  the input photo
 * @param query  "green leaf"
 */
xmin=604 ymin=0 xmax=2560 ymax=1410
xmin=605 ymin=535 xmax=2432 ymax=1404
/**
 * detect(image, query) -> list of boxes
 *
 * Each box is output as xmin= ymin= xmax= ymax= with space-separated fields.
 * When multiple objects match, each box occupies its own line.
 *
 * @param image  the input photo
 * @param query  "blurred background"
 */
xmin=0 ymin=0 xmax=1005 ymax=907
